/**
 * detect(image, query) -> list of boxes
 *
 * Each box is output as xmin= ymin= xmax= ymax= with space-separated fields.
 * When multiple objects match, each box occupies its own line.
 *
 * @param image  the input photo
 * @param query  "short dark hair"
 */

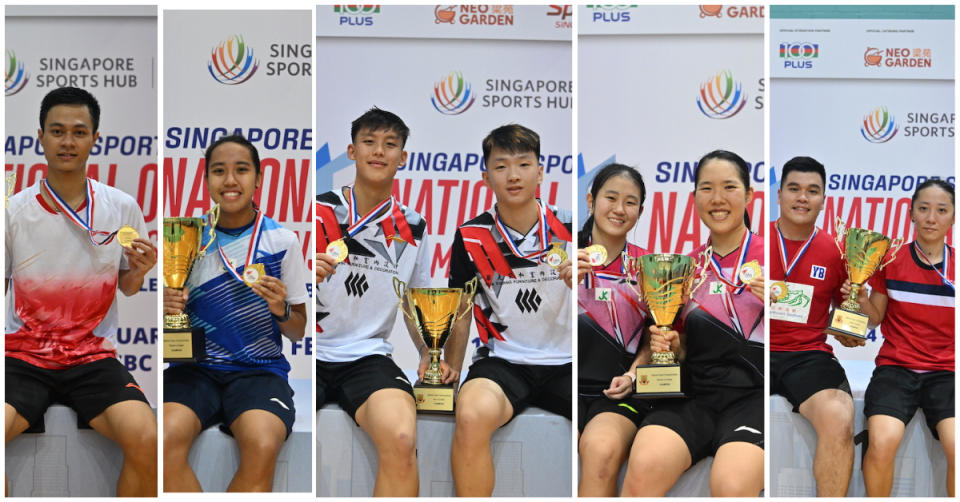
xmin=781 ymin=156 xmax=826 ymax=188
xmin=911 ymin=178 xmax=955 ymax=209
xmin=578 ymin=163 xmax=646 ymax=246
xmin=39 ymin=86 xmax=101 ymax=132
xmin=694 ymin=149 xmax=752 ymax=227
xmin=482 ymin=124 xmax=540 ymax=165
xmin=351 ymin=107 xmax=410 ymax=147
xmin=204 ymin=134 xmax=261 ymax=175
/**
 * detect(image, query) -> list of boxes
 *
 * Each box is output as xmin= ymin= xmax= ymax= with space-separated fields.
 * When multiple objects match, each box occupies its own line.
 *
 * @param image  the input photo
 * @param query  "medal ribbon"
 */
xmin=915 ymin=242 xmax=954 ymax=291
xmin=347 ymin=187 xmax=393 ymax=239
xmin=216 ymin=210 xmax=265 ymax=283
xmin=494 ymin=200 xmax=549 ymax=262
xmin=42 ymin=178 xmax=115 ymax=246
xmin=709 ymin=229 xmax=752 ymax=294
xmin=776 ymin=221 xmax=817 ymax=279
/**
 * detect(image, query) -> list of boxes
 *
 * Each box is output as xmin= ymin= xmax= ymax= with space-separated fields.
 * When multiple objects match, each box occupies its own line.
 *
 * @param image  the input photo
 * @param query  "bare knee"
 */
xmin=377 ymin=425 xmax=416 ymax=464
xmin=866 ymin=431 xmax=902 ymax=461
xmin=623 ymin=450 xmax=675 ymax=495
xmin=711 ymin=474 xmax=758 ymax=497
xmin=454 ymin=404 xmax=498 ymax=444
xmin=580 ymin=435 xmax=626 ymax=481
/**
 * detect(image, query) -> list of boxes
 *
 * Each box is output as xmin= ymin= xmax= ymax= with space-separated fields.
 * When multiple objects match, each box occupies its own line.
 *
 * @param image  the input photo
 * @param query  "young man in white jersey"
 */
xmin=447 ymin=124 xmax=573 ymax=496
xmin=315 ymin=107 xmax=442 ymax=496
xmin=5 ymin=86 xmax=158 ymax=496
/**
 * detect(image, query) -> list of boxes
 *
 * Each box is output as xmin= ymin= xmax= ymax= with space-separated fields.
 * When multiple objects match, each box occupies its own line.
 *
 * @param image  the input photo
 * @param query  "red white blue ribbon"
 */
xmin=776 ymin=221 xmax=817 ymax=279
xmin=217 ymin=210 xmax=265 ymax=283
xmin=915 ymin=241 xmax=954 ymax=291
xmin=42 ymin=178 xmax=115 ymax=246
xmin=495 ymin=200 xmax=549 ymax=262
xmin=709 ymin=228 xmax=752 ymax=294
xmin=347 ymin=187 xmax=393 ymax=239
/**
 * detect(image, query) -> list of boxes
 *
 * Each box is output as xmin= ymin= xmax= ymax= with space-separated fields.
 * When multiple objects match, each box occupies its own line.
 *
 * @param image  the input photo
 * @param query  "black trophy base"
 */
xmin=414 ymin=381 xmax=456 ymax=414
xmin=633 ymin=363 xmax=686 ymax=399
xmin=825 ymin=308 xmax=870 ymax=339
xmin=164 ymin=327 xmax=206 ymax=363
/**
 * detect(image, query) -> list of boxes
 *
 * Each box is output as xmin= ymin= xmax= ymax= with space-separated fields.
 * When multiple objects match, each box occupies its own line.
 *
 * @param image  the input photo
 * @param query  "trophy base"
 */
xmin=164 ymin=327 xmax=206 ymax=363
xmin=825 ymin=308 xmax=870 ymax=339
xmin=413 ymin=381 xmax=456 ymax=414
xmin=633 ymin=363 xmax=685 ymax=399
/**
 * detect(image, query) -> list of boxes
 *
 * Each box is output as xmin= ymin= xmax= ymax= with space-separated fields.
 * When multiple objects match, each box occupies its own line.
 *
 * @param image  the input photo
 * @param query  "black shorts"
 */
xmin=578 ymin=394 xmax=652 ymax=433
xmin=463 ymin=356 xmax=571 ymax=421
xmin=641 ymin=388 xmax=763 ymax=464
xmin=6 ymin=356 xmax=149 ymax=431
xmin=771 ymin=350 xmax=852 ymax=412
xmin=316 ymin=354 xmax=415 ymax=422
xmin=864 ymin=365 xmax=954 ymax=439
xmin=164 ymin=364 xmax=296 ymax=437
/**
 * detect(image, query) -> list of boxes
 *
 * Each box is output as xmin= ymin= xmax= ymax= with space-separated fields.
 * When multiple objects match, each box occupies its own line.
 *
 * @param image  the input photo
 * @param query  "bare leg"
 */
xmin=227 ymin=409 xmax=287 ymax=492
xmin=88 ymin=400 xmax=158 ymax=497
xmin=354 ymin=388 xmax=419 ymax=496
xmin=5 ymin=403 xmax=31 ymax=496
xmin=621 ymin=425 xmax=690 ymax=496
xmin=798 ymin=388 xmax=855 ymax=496
xmin=862 ymin=414 xmax=905 ymax=497
xmin=710 ymin=441 xmax=764 ymax=496
xmin=450 ymin=378 xmax=513 ymax=496
xmin=937 ymin=417 xmax=955 ymax=497
xmin=578 ymin=412 xmax=637 ymax=496
xmin=162 ymin=403 xmax=203 ymax=492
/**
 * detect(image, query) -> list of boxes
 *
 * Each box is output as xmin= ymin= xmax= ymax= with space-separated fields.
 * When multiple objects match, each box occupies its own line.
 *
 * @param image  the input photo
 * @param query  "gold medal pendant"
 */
xmin=326 ymin=239 xmax=349 ymax=263
xmin=738 ymin=260 xmax=762 ymax=283
xmin=585 ymin=244 xmax=607 ymax=267
xmin=243 ymin=263 xmax=265 ymax=286
xmin=544 ymin=242 xmax=568 ymax=269
xmin=771 ymin=280 xmax=789 ymax=301
xmin=117 ymin=225 xmax=139 ymax=248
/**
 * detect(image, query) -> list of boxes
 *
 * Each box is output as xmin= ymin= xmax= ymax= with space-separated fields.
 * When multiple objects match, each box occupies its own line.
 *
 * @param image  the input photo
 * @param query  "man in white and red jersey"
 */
xmin=769 ymin=156 xmax=854 ymax=496
xmin=447 ymin=124 xmax=572 ymax=496
xmin=5 ymin=87 xmax=157 ymax=496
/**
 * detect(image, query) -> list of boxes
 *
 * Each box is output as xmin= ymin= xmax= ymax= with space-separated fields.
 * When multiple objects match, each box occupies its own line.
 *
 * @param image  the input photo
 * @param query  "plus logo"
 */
xmin=344 ymin=272 xmax=369 ymax=297
xmin=515 ymin=289 xmax=542 ymax=313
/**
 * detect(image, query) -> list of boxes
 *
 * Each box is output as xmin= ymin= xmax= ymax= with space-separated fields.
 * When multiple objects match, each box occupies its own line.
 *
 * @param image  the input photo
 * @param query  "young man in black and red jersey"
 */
xmin=446 ymin=124 xmax=573 ymax=496
xmin=769 ymin=156 xmax=853 ymax=496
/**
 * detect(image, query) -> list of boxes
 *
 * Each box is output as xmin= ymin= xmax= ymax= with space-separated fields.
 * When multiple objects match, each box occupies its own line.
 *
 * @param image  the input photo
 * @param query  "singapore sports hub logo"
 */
xmin=860 ymin=106 xmax=898 ymax=143
xmin=6 ymin=50 xmax=29 ymax=96
xmin=208 ymin=35 xmax=259 ymax=85
xmin=696 ymin=70 xmax=747 ymax=119
xmin=431 ymin=71 xmax=476 ymax=115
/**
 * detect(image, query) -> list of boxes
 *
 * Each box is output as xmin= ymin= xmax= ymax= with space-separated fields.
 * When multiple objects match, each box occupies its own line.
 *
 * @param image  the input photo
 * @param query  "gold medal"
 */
xmin=771 ymin=280 xmax=788 ymax=301
xmin=243 ymin=263 xmax=265 ymax=286
xmin=544 ymin=242 xmax=568 ymax=269
xmin=117 ymin=225 xmax=139 ymax=248
xmin=738 ymin=260 xmax=762 ymax=283
xmin=585 ymin=244 xmax=607 ymax=267
xmin=326 ymin=239 xmax=348 ymax=263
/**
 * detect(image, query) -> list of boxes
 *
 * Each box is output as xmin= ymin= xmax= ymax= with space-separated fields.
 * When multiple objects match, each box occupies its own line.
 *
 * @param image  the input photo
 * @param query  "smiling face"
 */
xmin=778 ymin=170 xmax=825 ymax=229
xmin=912 ymin=185 xmax=955 ymax=245
xmin=348 ymin=127 xmax=407 ymax=190
xmin=587 ymin=174 xmax=643 ymax=241
xmin=481 ymin=146 xmax=543 ymax=209
xmin=38 ymin=104 xmax=100 ymax=175
xmin=693 ymin=158 xmax=753 ymax=237
xmin=205 ymin=141 xmax=260 ymax=218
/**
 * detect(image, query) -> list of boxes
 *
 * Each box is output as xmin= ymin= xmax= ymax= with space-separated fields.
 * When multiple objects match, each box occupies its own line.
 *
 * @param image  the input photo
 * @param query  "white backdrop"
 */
xmin=770 ymin=8 xmax=955 ymax=361
xmin=163 ymin=10 xmax=313 ymax=379
xmin=5 ymin=7 xmax=159 ymax=403
xmin=579 ymin=4 xmax=764 ymax=254
xmin=316 ymin=5 xmax=572 ymax=370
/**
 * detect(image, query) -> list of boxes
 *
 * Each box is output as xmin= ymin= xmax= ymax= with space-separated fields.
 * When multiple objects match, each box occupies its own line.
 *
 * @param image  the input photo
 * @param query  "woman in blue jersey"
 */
xmin=622 ymin=150 xmax=765 ymax=497
xmin=576 ymin=163 xmax=652 ymax=496
xmin=162 ymin=134 xmax=310 ymax=492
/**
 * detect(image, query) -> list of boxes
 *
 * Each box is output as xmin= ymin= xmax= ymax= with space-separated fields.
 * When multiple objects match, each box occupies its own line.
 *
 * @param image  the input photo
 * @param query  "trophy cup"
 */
xmin=826 ymin=219 xmax=903 ymax=339
xmin=623 ymin=252 xmax=708 ymax=398
xmin=163 ymin=206 xmax=219 ymax=362
xmin=393 ymin=276 xmax=477 ymax=413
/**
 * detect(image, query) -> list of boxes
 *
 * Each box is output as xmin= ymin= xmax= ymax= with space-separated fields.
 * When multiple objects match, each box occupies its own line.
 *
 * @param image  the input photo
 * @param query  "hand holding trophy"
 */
xmin=393 ymin=276 xmax=478 ymax=413
xmin=162 ymin=205 xmax=220 ymax=362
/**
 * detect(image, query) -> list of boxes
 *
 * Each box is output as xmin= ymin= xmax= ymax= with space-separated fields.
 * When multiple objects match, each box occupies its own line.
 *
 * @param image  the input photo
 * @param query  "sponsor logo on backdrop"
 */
xmin=864 ymin=47 xmax=932 ymax=68
xmin=547 ymin=5 xmax=572 ymax=28
xmin=432 ymin=71 xmax=476 ymax=115
xmin=697 ymin=70 xmax=747 ymax=119
xmin=208 ymin=35 xmax=259 ymax=85
xmin=335 ymin=4 xmax=380 ymax=26
xmin=434 ymin=5 xmax=515 ymax=26
xmin=779 ymin=42 xmax=819 ymax=69
xmin=5 ymin=50 xmax=29 ymax=96
xmin=861 ymin=106 xmax=898 ymax=143
xmin=586 ymin=5 xmax=635 ymax=23
xmin=698 ymin=5 xmax=765 ymax=18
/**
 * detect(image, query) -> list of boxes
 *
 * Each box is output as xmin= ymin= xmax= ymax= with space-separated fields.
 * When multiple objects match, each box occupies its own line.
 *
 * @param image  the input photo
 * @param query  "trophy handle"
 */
xmin=5 ymin=172 xmax=15 ymax=209
xmin=392 ymin=277 xmax=415 ymax=320
xmin=688 ymin=246 xmax=712 ymax=298
xmin=834 ymin=217 xmax=847 ymax=259
xmin=621 ymin=252 xmax=644 ymax=301
xmin=879 ymin=237 xmax=905 ymax=271
xmin=198 ymin=204 xmax=221 ymax=257
xmin=456 ymin=277 xmax=479 ymax=322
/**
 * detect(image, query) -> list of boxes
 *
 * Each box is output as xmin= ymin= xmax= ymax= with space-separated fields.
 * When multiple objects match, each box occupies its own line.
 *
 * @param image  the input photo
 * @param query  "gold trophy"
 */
xmin=623 ymin=251 xmax=708 ymax=398
xmin=826 ymin=219 xmax=903 ymax=339
xmin=163 ymin=206 xmax=219 ymax=362
xmin=393 ymin=276 xmax=477 ymax=413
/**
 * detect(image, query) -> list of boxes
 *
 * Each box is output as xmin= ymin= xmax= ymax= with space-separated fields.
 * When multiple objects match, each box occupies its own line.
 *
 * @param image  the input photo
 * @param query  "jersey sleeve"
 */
xmin=281 ymin=231 xmax=310 ymax=305
xmin=409 ymin=230 xmax=431 ymax=289
xmin=448 ymin=229 xmax=478 ymax=289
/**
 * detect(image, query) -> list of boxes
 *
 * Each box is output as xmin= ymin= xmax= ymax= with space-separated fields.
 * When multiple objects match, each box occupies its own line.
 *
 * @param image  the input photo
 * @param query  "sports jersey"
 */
xmin=315 ymin=188 xmax=430 ymax=363
xmin=679 ymin=232 xmax=764 ymax=397
xmin=6 ymin=179 xmax=147 ymax=370
xmin=183 ymin=212 xmax=308 ymax=378
xmin=769 ymin=221 xmax=846 ymax=353
xmin=449 ymin=201 xmax=572 ymax=366
xmin=578 ymin=243 xmax=650 ymax=394
xmin=870 ymin=242 xmax=954 ymax=371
